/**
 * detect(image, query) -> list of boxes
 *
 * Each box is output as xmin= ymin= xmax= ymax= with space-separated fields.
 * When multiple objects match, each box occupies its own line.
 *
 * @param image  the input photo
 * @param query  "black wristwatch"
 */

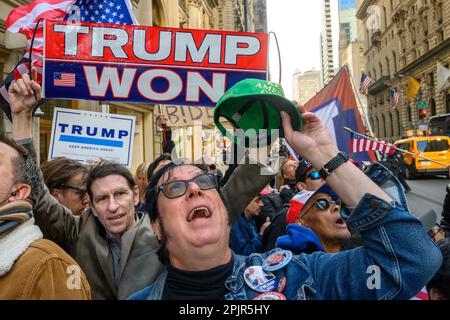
xmin=318 ymin=151 xmax=349 ymax=180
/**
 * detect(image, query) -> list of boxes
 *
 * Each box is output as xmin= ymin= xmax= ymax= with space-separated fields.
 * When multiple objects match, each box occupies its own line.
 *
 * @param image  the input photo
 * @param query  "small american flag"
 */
xmin=359 ymin=73 xmax=374 ymax=94
xmin=389 ymin=87 xmax=400 ymax=110
xmin=54 ymin=72 xmax=76 ymax=87
xmin=350 ymin=131 xmax=396 ymax=155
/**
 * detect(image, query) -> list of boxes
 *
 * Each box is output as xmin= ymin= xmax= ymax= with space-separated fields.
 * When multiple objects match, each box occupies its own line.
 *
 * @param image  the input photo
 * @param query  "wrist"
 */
xmin=12 ymin=112 xmax=32 ymax=122
xmin=304 ymin=145 xmax=340 ymax=170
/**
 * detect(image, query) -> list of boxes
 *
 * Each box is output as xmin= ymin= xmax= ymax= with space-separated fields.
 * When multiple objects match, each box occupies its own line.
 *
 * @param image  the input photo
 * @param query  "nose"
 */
xmin=187 ymin=180 xmax=202 ymax=199
xmin=81 ymin=194 xmax=89 ymax=206
xmin=107 ymin=196 xmax=120 ymax=212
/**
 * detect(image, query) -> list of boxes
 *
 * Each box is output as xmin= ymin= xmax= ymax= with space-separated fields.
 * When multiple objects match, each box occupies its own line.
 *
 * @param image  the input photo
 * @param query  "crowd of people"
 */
xmin=1 ymin=71 xmax=449 ymax=300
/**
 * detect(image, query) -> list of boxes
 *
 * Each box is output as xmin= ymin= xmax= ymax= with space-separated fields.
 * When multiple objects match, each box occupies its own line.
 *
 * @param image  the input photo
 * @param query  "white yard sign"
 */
xmin=49 ymin=108 xmax=135 ymax=167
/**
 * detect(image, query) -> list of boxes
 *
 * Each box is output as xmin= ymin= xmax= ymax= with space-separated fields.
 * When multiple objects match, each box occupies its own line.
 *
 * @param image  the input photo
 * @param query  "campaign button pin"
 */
xmin=277 ymin=276 xmax=287 ymax=293
xmin=244 ymin=266 xmax=278 ymax=293
xmin=262 ymin=250 xmax=292 ymax=272
xmin=253 ymin=291 xmax=286 ymax=300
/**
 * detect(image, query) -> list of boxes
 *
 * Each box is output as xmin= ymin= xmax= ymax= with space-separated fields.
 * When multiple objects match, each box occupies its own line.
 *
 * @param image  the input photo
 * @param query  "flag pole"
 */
xmin=344 ymin=127 xmax=449 ymax=168
xmin=345 ymin=64 xmax=380 ymax=161
xmin=345 ymin=65 xmax=375 ymax=137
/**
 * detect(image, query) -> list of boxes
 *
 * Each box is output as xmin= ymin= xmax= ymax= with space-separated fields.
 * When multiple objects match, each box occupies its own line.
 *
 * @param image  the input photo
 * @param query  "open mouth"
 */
xmin=187 ymin=207 xmax=212 ymax=222
xmin=335 ymin=218 xmax=346 ymax=227
xmin=109 ymin=213 xmax=126 ymax=221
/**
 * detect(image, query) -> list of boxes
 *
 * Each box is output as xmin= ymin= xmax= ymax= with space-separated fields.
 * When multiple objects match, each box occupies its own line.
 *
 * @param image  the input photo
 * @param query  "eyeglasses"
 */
xmin=59 ymin=183 xmax=87 ymax=198
xmin=306 ymin=171 xmax=321 ymax=180
xmin=299 ymin=198 xmax=339 ymax=219
xmin=157 ymin=173 xmax=218 ymax=199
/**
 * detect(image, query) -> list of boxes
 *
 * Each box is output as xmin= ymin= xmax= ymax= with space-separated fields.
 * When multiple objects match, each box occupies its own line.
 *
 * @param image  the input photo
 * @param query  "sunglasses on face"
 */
xmin=306 ymin=171 xmax=321 ymax=180
xmin=300 ymin=198 xmax=339 ymax=219
xmin=59 ymin=183 xmax=87 ymax=198
xmin=158 ymin=173 xmax=218 ymax=199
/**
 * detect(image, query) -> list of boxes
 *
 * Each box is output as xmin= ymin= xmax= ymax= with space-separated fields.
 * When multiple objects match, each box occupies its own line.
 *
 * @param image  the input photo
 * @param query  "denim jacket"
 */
xmin=129 ymin=163 xmax=442 ymax=300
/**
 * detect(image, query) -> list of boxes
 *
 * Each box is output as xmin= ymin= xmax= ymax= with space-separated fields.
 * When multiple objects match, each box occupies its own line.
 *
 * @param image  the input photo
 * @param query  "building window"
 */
xmin=407 ymin=104 xmax=412 ymax=122
xmin=379 ymin=63 xmax=383 ymax=77
xmin=390 ymin=0 xmax=394 ymax=12
xmin=392 ymin=51 xmax=397 ymax=72
xmin=438 ymin=29 xmax=444 ymax=43
xmin=389 ymin=112 xmax=394 ymax=137
xmin=396 ymin=109 xmax=402 ymax=136
xmin=446 ymin=94 xmax=450 ymax=114
xmin=437 ymin=3 xmax=443 ymax=25
xmin=383 ymin=6 xmax=387 ymax=30
xmin=423 ymin=16 xmax=428 ymax=36
xmin=430 ymin=98 xmax=437 ymax=116
xmin=386 ymin=57 xmax=391 ymax=76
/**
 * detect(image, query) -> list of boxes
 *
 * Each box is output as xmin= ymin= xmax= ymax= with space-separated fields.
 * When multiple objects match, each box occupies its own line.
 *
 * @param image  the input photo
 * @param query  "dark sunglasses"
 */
xmin=157 ymin=173 xmax=218 ymax=199
xmin=300 ymin=198 xmax=339 ymax=219
xmin=306 ymin=171 xmax=322 ymax=180
xmin=59 ymin=183 xmax=87 ymax=197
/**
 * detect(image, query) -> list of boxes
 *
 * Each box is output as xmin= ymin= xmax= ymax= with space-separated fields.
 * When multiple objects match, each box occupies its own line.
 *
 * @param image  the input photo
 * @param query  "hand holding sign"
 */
xmin=8 ymin=68 xmax=41 ymax=116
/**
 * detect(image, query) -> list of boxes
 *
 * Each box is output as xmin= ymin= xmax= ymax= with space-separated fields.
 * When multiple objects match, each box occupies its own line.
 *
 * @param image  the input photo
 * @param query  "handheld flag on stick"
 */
xmin=345 ymin=127 xmax=449 ymax=168
xmin=349 ymin=130 xmax=396 ymax=156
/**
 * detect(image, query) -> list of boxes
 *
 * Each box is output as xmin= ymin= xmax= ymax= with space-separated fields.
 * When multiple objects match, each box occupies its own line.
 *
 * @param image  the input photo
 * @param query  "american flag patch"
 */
xmin=54 ymin=72 xmax=75 ymax=87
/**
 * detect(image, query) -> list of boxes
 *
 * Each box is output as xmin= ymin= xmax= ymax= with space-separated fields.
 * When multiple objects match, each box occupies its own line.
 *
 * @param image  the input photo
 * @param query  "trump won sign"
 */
xmin=42 ymin=20 xmax=268 ymax=106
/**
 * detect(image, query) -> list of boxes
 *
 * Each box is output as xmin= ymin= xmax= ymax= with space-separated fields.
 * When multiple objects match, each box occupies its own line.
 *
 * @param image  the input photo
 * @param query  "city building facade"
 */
xmin=292 ymin=69 xmax=321 ymax=105
xmin=357 ymin=0 xmax=450 ymax=141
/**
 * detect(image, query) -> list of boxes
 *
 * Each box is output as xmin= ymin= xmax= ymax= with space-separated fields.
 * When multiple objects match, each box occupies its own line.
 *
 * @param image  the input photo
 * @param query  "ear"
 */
xmin=132 ymin=185 xmax=139 ymax=205
xmin=151 ymin=219 xmax=162 ymax=241
xmin=50 ymin=188 xmax=61 ymax=199
xmin=9 ymin=183 xmax=31 ymax=201
xmin=296 ymin=182 xmax=305 ymax=191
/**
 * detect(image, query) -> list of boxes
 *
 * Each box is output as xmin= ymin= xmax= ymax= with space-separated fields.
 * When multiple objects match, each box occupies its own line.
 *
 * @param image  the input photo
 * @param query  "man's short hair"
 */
xmin=295 ymin=160 xmax=313 ymax=183
xmin=86 ymin=161 xmax=136 ymax=201
xmin=0 ymin=135 xmax=41 ymax=197
xmin=209 ymin=164 xmax=217 ymax=170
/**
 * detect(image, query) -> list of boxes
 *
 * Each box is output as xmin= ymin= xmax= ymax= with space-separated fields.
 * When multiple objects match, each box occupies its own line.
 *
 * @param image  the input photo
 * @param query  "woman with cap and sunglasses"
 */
xmin=280 ymin=185 xmax=351 ymax=254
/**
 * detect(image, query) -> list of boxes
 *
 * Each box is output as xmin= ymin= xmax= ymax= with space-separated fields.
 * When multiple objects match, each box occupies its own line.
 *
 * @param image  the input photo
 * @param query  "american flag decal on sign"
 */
xmin=54 ymin=72 xmax=76 ymax=87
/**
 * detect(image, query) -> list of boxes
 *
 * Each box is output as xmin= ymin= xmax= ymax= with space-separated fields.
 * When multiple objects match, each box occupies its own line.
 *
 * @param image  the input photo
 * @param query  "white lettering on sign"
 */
xmin=91 ymin=26 xmax=129 ymax=59
xmin=174 ymin=32 xmax=222 ymax=64
xmin=186 ymin=72 xmax=225 ymax=103
xmin=52 ymin=24 xmax=263 ymax=65
xmin=225 ymin=35 xmax=261 ymax=65
xmin=83 ymin=66 xmax=136 ymax=98
xmin=137 ymin=69 xmax=183 ymax=101
xmin=53 ymin=24 xmax=89 ymax=56
xmin=133 ymin=29 xmax=172 ymax=61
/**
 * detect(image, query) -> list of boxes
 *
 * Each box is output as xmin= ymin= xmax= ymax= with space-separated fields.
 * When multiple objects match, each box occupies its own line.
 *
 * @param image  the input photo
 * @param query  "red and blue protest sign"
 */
xmin=305 ymin=66 xmax=375 ymax=163
xmin=43 ymin=20 xmax=268 ymax=107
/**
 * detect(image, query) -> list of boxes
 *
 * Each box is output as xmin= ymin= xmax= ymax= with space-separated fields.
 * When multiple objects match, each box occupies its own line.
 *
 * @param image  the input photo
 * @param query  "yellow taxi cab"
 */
xmin=394 ymin=136 xmax=450 ymax=179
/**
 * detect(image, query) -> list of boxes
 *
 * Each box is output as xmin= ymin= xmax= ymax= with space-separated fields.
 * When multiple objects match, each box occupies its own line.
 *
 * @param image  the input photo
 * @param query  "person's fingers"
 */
xmin=292 ymin=100 xmax=307 ymax=114
xmin=16 ymin=79 xmax=29 ymax=97
xmin=280 ymin=111 xmax=294 ymax=139
xmin=265 ymin=217 xmax=270 ymax=223
xmin=31 ymin=67 xmax=38 ymax=82
xmin=8 ymin=82 xmax=19 ymax=94
xmin=21 ymin=74 xmax=33 ymax=95
xmin=30 ymin=81 xmax=42 ymax=101
xmin=301 ymin=112 xmax=320 ymax=123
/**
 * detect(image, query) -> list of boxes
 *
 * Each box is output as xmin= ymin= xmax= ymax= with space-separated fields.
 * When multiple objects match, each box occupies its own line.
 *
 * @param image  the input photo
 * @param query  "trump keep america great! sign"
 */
xmin=42 ymin=20 xmax=268 ymax=106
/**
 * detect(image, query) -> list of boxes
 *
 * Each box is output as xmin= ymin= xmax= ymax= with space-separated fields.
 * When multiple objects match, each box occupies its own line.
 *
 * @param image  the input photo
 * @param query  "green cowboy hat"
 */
xmin=214 ymin=78 xmax=302 ymax=147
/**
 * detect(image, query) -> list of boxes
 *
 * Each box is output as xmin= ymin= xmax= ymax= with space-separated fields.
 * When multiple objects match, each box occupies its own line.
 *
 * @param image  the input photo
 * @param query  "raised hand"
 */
xmin=8 ymin=68 xmax=41 ymax=116
xmin=281 ymin=101 xmax=337 ymax=166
